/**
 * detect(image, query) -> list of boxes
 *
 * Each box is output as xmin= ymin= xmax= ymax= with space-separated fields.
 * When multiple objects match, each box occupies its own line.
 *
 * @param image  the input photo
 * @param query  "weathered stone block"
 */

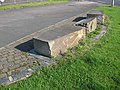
xmin=87 ymin=10 xmax=105 ymax=24
xmin=34 ymin=23 xmax=85 ymax=57
xmin=75 ymin=17 xmax=97 ymax=33
xmin=86 ymin=18 xmax=97 ymax=33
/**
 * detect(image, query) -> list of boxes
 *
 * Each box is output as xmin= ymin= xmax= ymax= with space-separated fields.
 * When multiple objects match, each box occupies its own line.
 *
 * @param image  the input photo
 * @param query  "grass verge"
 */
xmin=0 ymin=6 xmax=120 ymax=90
xmin=0 ymin=0 xmax=69 ymax=10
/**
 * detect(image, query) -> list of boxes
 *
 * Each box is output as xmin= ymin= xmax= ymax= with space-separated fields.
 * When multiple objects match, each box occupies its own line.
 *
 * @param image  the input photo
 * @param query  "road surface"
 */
xmin=0 ymin=1 xmax=102 ymax=48
xmin=88 ymin=0 xmax=120 ymax=6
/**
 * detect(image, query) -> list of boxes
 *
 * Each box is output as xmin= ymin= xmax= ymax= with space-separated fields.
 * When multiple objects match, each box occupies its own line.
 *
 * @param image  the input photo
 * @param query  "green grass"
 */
xmin=0 ymin=6 xmax=120 ymax=90
xmin=87 ymin=25 xmax=102 ymax=38
xmin=0 ymin=0 xmax=69 ymax=10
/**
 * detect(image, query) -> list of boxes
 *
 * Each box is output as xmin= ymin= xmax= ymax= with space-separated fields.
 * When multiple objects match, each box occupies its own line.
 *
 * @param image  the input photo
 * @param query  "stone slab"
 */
xmin=87 ymin=10 xmax=105 ymax=24
xmin=34 ymin=23 xmax=86 ymax=57
xmin=75 ymin=17 xmax=97 ymax=33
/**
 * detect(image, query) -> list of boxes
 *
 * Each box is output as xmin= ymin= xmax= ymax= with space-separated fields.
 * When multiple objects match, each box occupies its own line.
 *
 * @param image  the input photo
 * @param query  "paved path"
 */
xmin=0 ymin=1 xmax=101 ymax=48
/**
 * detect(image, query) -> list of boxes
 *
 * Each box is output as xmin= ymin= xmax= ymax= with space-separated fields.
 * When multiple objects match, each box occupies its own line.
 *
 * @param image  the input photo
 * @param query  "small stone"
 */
xmin=26 ymin=75 xmax=30 ymax=77
xmin=9 ymin=76 xmax=13 ymax=81
xmin=28 ymin=68 xmax=33 ymax=72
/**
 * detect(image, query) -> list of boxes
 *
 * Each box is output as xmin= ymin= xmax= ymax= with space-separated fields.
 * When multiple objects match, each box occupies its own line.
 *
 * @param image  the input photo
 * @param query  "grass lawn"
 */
xmin=0 ymin=0 xmax=69 ymax=10
xmin=0 ymin=6 xmax=120 ymax=90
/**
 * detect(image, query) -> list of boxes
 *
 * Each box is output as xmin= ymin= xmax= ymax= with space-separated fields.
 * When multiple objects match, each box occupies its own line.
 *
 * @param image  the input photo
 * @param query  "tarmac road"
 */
xmin=0 ymin=1 xmax=101 ymax=48
xmin=88 ymin=0 xmax=120 ymax=6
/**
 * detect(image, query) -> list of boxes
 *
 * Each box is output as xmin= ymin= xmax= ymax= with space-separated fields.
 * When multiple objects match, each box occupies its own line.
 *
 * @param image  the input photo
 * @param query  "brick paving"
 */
xmin=0 ymin=31 xmax=42 ymax=79
xmin=0 ymin=47 xmax=41 ymax=79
